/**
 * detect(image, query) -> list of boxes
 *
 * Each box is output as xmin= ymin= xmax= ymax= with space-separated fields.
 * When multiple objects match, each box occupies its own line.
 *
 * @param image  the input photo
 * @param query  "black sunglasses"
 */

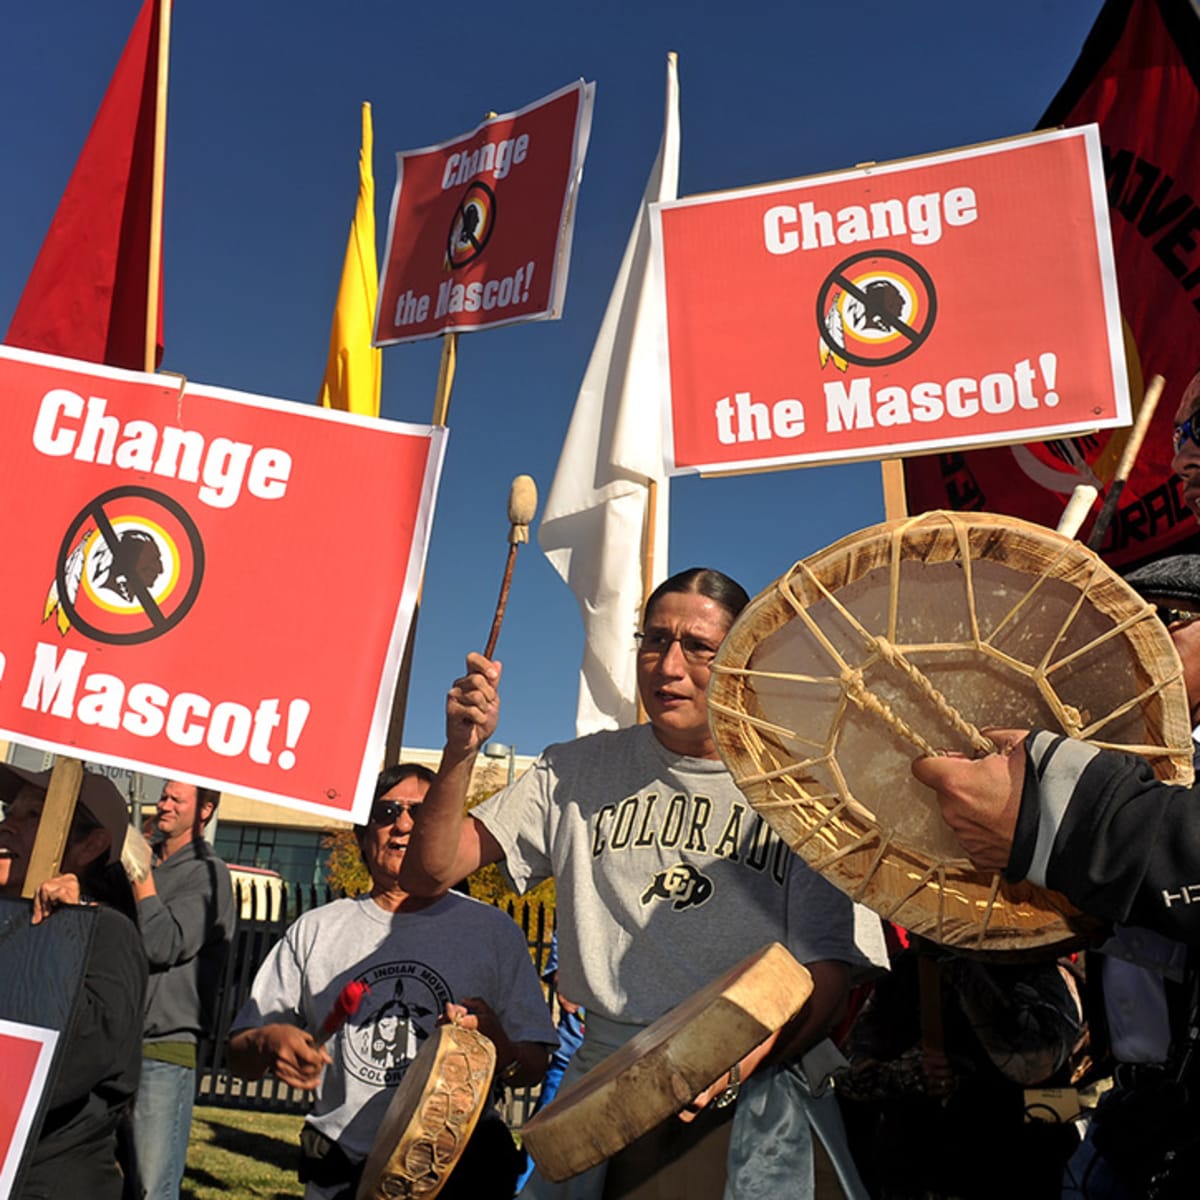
xmin=1173 ymin=414 xmax=1200 ymax=454
xmin=369 ymin=799 xmax=421 ymax=825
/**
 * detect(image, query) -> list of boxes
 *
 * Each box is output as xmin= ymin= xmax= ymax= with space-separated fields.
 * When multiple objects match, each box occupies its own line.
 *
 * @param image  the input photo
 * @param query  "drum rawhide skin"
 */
xmin=521 ymin=942 xmax=812 ymax=1183
xmin=708 ymin=511 xmax=1194 ymax=953
xmin=356 ymin=1022 xmax=496 ymax=1200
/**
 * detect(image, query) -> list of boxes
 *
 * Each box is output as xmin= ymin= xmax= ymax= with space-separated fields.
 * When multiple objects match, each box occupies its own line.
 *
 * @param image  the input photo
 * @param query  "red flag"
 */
xmin=5 ymin=0 xmax=165 ymax=371
xmin=904 ymin=0 xmax=1200 ymax=566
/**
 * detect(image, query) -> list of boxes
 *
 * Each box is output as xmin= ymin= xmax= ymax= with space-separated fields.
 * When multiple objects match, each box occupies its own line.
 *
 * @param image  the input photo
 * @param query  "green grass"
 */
xmin=182 ymin=1106 xmax=305 ymax=1199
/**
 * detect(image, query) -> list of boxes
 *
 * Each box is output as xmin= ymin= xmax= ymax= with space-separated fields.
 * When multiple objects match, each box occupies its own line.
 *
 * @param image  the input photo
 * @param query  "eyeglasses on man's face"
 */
xmin=369 ymin=799 xmax=422 ymax=825
xmin=634 ymin=629 xmax=720 ymax=665
xmin=1173 ymin=414 xmax=1200 ymax=454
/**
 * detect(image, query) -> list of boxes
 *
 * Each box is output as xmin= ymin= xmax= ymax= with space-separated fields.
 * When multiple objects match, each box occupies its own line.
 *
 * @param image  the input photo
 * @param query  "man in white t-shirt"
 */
xmin=228 ymin=764 xmax=557 ymax=1200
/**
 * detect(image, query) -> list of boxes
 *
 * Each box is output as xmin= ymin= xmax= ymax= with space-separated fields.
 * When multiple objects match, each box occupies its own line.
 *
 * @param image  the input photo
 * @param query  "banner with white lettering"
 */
xmin=0 ymin=347 xmax=446 ymax=822
xmin=374 ymin=80 xmax=595 ymax=346
xmin=650 ymin=125 xmax=1130 ymax=475
xmin=905 ymin=0 xmax=1200 ymax=566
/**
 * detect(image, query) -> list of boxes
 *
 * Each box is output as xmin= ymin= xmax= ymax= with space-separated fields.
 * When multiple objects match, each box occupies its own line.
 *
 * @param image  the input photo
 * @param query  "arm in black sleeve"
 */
xmin=1010 ymin=730 xmax=1200 ymax=940
xmin=49 ymin=908 xmax=148 ymax=1108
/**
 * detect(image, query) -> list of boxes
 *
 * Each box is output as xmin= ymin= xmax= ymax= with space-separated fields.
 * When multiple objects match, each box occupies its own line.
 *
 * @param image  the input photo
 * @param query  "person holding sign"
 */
xmin=0 ymin=763 xmax=148 ymax=1200
xmin=402 ymin=568 xmax=887 ymax=1200
xmin=226 ymin=764 xmax=556 ymax=1200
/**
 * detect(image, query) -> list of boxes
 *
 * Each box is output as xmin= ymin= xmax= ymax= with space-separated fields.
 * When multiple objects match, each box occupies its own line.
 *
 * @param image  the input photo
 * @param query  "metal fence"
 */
xmin=197 ymin=881 xmax=558 ymax=1128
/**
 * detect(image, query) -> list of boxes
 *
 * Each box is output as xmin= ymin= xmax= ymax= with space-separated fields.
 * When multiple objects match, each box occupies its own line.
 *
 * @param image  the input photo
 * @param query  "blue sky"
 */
xmin=0 ymin=1 xmax=1105 ymax=761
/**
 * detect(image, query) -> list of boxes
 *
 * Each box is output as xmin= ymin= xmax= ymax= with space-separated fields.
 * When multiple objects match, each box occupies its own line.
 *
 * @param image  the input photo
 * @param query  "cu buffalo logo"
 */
xmin=640 ymin=863 xmax=713 ymax=911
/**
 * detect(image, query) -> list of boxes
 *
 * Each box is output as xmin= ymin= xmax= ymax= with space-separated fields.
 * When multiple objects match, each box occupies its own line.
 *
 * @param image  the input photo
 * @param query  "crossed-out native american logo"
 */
xmin=445 ymin=180 xmax=496 ymax=270
xmin=640 ymin=862 xmax=714 ymax=911
xmin=818 ymin=249 xmax=937 ymax=371
xmin=43 ymin=486 xmax=203 ymax=645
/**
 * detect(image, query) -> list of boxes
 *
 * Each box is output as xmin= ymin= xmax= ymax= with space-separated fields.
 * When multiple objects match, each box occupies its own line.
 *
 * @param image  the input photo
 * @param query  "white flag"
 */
xmin=539 ymin=54 xmax=679 ymax=735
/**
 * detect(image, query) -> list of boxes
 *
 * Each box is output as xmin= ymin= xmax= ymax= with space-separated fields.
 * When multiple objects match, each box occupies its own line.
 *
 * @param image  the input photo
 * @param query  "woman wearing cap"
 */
xmin=0 ymin=764 xmax=149 ymax=1200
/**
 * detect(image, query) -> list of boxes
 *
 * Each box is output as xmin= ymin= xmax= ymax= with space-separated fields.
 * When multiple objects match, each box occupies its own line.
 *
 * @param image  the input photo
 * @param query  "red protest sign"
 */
xmin=651 ymin=126 xmax=1130 ymax=475
xmin=374 ymin=81 xmax=595 ymax=347
xmin=0 ymin=347 xmax=445 ymax=822
xmin=906 ymin=0 xmax=1200 ymax=565
xmin=0 ymin=1021 xmax=57 ymax=1198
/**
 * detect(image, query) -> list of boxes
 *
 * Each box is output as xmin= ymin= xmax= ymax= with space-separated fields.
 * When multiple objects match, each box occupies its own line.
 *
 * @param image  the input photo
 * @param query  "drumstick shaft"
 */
xmin=1086 ymin=374 xmax=1165 ymax=551
xmin=484 ymin=544 xmax=518 ymax=659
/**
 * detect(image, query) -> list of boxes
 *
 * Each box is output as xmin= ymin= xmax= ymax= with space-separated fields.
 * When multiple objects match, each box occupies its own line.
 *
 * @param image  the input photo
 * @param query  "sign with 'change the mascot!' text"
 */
xmin=374 ymin=80 xmax=595 ymax=346
xmin=650 ymin=125 xmax=1130 ymax=475
xmin=0 ymin=347 xmax=445 ymax=822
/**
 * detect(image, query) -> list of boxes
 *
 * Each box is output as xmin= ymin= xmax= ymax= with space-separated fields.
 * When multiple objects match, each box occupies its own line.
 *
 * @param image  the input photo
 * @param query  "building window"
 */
xmin=214 ymin=825 xmax=330 ymax=888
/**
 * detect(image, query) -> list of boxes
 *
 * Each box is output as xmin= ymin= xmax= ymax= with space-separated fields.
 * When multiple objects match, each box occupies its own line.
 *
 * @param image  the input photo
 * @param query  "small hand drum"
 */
xmin=708 ymin=511 xmax=1194 ymax=952
xmin=521 ymin=942 xmax=813 ymax=1183
xmin=356 ymin=1022 xmax=496 ymax=1200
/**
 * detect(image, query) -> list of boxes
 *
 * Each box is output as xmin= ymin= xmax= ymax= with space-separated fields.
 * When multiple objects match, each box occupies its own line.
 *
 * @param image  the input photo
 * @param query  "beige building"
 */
xmin=2 ymin=739 xmax=534 ymax=890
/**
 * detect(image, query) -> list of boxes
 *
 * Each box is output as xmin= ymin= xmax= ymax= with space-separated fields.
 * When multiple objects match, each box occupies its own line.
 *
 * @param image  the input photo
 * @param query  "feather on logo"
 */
xmin=43 ymin=527 xmax=95 ymax=635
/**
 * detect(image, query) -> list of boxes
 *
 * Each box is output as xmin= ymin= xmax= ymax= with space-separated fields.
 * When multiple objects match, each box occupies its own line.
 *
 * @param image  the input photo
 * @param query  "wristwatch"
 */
xmin=712 ymin=1062 xmax=741 ymax=1109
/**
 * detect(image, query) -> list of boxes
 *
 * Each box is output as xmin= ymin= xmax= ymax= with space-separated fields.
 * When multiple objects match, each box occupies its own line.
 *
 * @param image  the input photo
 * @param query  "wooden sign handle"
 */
xmin=21 ymin=759 xmax=83 ymax=899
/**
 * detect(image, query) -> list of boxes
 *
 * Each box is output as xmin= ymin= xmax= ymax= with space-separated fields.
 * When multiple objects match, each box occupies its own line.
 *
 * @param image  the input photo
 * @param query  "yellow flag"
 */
xmin=319 ymin=102 xmax=382 ymax=416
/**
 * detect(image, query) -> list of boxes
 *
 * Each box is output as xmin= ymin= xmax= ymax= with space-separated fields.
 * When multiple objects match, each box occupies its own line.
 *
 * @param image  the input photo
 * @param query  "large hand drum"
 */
xmin=356 ymin=1023 xmax=496 ymax=1200
xmin=522 ymin=942 xmax=812 ymax=1182
xmin=708 ymin=511 xmax=1194 ymax=952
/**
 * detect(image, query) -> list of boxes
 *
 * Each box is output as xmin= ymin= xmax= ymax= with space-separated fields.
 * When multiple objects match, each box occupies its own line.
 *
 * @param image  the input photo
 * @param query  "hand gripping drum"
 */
xmin=707 ymin=511 xmax=1194 ymax=952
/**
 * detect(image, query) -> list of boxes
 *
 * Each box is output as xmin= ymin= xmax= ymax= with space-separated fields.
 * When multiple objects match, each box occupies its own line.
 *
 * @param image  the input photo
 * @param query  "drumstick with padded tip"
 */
xmin=314 ymin=980 xmax=370 ymax=1049
xmin=1056 ymin=484 xmax=1099 ymax=540
xmin=484 ymin=475 xmax=538 ymax=659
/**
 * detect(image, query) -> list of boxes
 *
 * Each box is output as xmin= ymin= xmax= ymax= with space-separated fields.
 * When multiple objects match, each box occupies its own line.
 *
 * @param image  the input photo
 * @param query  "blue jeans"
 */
xmin=133 ymin=1058 xmax=196 ymax=1199
xmin=517 ymin=1009 xmax=585 ymax=1194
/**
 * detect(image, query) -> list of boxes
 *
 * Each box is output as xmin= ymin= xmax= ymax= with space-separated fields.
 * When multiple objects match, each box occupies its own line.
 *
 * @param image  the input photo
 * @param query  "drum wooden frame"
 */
xmin=521 ymin=942 xmax=813 ymax=1182
xmin=708 ymin=511 xmax=1194 ymax=952
xmin=356 ymin=1023 xmax=495 ymax=1200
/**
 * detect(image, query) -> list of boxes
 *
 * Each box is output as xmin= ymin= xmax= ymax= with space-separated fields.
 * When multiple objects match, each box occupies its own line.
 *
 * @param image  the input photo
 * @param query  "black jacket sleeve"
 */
xmin=1012 ymin=730 xmax=1200 ymax=940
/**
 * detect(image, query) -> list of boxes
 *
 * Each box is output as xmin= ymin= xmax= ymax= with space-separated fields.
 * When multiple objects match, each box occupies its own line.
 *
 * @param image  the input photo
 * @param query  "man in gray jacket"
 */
xmin=132 ymin=779 xmax=235 ymax=1199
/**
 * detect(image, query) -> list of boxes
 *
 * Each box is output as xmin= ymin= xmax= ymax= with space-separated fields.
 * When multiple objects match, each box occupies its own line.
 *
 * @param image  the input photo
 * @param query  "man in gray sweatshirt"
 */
xmin=131 ymin=779 xmax=235 ymax=1199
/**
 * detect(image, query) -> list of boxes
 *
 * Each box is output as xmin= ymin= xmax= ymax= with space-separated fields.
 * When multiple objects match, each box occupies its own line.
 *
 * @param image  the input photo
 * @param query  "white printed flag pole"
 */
xmin=539 ymin=53 xmax=680 ymax=735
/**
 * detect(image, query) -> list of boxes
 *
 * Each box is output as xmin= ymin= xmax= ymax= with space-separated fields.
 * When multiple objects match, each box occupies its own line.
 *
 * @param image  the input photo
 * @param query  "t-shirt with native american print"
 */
xmin=230 ymin=891 xmax=556 ymax=1161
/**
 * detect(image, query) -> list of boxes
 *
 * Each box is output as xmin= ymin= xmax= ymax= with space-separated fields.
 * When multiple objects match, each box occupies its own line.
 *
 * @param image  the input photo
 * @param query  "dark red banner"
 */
xmin=904 ymin=0 xmax=1200 ymax=565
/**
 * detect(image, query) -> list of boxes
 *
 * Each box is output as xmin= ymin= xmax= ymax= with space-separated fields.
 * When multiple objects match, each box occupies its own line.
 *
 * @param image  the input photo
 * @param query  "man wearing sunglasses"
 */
xmin=227 ymin=764 xmax=557 ymax=1200
xmin=1172 ymin=369 xmax=1200 ymax=524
